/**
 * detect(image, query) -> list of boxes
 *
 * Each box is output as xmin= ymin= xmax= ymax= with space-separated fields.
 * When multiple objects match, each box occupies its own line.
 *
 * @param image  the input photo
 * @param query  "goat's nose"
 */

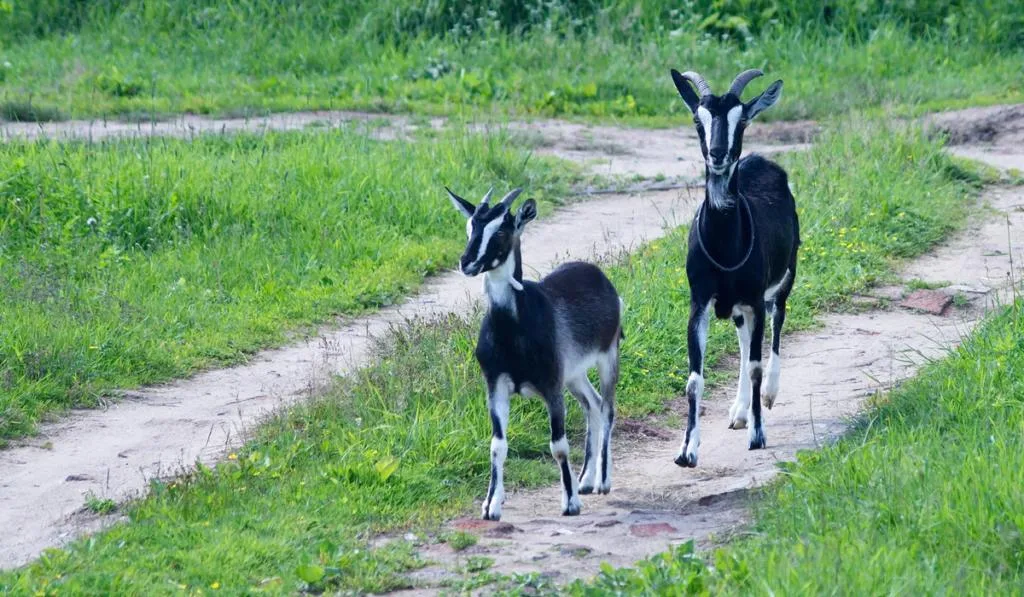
xmin=709 ymin=147 xmax=727 ymax=163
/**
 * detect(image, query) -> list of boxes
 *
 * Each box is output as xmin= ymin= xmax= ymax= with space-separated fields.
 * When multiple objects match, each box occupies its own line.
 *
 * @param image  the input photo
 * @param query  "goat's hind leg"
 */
xmin=545 ymin=389 xmax=582 ymax=515
xmin=764 ymin=270 xmax=794 ymax=410
xmin=595 ymin=343 xmax=619 ymax=494
xmin=567 ymin=378 xmax=602 ymax=495
xmin=482 ymin=377 xmax=511 ymax=520
xmin=748 ymin=305 xmax=767 ymax=450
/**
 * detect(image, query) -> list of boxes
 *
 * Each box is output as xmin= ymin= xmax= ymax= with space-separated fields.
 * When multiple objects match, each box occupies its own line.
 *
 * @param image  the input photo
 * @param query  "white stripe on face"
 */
xmin=475 ymin=213 xmax=505 ymax=264
xmin=696 ymin=106 xmax=714 ymax=150
xmin=726 ymin=105 xmax=743 ymax=155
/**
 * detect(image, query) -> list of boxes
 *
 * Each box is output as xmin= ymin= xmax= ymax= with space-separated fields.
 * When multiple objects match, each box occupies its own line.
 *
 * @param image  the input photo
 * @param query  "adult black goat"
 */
xmin=669 ymin=68 xmax=800 ymax=467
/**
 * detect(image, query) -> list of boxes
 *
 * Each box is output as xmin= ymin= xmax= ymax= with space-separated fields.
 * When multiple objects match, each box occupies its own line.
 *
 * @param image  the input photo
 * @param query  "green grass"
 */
xmin=0 ymin=2 xmax=1020 ymax=123
xmin=574 ymin=298 xmax=1024 ymax=595
xmin=0 ymin=120 xmax=985 ymax=594
xmin=0 ymin=127 xmax=580 ymax=442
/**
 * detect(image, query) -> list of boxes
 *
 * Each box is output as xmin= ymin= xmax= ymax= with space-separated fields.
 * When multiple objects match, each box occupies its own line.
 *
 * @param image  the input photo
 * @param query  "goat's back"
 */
xmin=738 ymin=154 xmax=800 ymax=281
xmin=541 ymin=262 xmax=622 ymax=355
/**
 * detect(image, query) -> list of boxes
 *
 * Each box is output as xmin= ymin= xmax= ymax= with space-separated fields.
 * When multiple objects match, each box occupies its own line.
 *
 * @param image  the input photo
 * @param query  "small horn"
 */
xmin=680 ymin=71 xmax=712 ymax=97
xmin=480 ymin=186 xmax=495 ymax=205
xmin=727 ymin=69 xmax=763 ymax=98
xmin=499 ymin=188 xmax=522 ymax=207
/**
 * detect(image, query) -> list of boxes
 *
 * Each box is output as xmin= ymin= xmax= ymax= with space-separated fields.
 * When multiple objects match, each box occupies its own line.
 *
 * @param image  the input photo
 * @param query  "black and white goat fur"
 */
xmin=446 ymin=186 xmax=623 ymax=520
xmin=669 ymin=68 xmax=800 ymax=467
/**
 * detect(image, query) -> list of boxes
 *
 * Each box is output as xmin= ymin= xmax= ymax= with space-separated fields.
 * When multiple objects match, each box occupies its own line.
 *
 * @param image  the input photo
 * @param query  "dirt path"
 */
xmin=0 ymin=105 xmax=1021 ymax=572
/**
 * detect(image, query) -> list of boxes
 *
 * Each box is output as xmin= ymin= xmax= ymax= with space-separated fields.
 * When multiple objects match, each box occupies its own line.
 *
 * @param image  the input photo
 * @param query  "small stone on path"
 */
xmin=629 ymin=522 xmax=677 ymax=537
xmin=900 ymin=289 xmax=952 ymax=315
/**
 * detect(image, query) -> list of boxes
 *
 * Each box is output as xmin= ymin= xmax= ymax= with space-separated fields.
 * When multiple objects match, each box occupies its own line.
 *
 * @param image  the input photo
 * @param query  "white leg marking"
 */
xmin=550 ymin=437 xmax=581 ymax=515
xmin=485 ymin=436 xmax=507 ymax=520
xmin=747 ymin=360 xmax=765 ymax=447
xmin=729 ymin=306 xmax=753 ymax=429
xmin=577 ymin=388 xmax=602 ymax=493
xmin=483 ymin=376 xmax=511 ymax=520
xmin=682 ymin=372 xmax=704 ymax=462
xmin=598 ymin=400 xmax=613 ymax=494
xmin=764 ymin=351 xmax=781 ymax=409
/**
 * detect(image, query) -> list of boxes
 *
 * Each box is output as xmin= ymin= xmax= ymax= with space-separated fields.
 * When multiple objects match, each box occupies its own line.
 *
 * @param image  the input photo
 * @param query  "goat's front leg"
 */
xmin=748 ymin=305 xmax=767 ymax=450
xmin=676 ymin=300 xmax=711 ymax=467
xmin=729 ymin=306 xmax=753 ymax=429
xmin=482 ymin=376 xmax=511 ymax=520
xmin=546 ymin=389 xmax=582 ymax=516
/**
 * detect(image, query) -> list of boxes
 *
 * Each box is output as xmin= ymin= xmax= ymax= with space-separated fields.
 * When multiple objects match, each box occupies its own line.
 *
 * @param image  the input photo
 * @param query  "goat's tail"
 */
xmin=618 ymin=298 xmax=626 ymax=341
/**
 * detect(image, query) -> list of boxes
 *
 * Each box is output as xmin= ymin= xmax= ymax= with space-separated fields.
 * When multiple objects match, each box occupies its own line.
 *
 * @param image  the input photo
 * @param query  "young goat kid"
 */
xmin=446 ymin=187 xmax=623 ymax=520
xmin=669 ymin=68 xmax=800 ymax=467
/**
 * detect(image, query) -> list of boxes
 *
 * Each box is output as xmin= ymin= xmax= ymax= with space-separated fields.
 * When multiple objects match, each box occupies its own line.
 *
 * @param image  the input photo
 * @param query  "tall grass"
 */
xmin=0 ymin=128 xmax=579 ymax=442
xmin=0 ymin=1 xmax=1020 ymax=121
xmin=0 ymin=120 xmax=986 ymax=594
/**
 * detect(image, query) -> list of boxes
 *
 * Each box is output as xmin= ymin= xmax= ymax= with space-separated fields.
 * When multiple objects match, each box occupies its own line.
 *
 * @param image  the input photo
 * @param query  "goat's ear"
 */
xmin=515 ymin=199 xmax=538 ymax=231
xmin=745 ymin=79 xmax=783 ymax=120
xmin=445 ymin=186 xmax=476 ymax=219
xmin=670 ymin=69 xmax=700 ymax=114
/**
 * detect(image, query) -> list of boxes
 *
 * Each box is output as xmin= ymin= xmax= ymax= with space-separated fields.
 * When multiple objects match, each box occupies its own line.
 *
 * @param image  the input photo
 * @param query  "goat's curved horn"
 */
xmin=480 ymin=186 xmax=495 ymax=205
xmin=680 ymin=71 xmax=712 ymax=97
xmin=499 ymin=188 xmax=522 ymax=207
xmin=727 ymin=69 xmax=763 ymax=98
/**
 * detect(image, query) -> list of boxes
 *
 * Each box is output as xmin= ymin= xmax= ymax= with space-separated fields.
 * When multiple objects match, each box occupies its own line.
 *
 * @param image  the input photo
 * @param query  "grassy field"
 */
xmin=0 ymin=1 xmax=1021 ymax=123
xmin=0 ymin=120 xmax=986 ymax=594
xmin=574 ymin=297 xmax=1024 ymax=595
xmin=0 ymin=128 xmax=580 ymax=442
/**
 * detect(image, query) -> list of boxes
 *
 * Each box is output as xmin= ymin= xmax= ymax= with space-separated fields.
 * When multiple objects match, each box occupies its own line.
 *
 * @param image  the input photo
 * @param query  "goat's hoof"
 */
xmin=728 ymin=417 xmax=748 ymax=430
xmin=579 ymin=485 xmax=594 ymax=495
xmin=596 ymin=483 xmax=611 ymax=495
xmin=562 ymin=497 xmax=582 ymax=516
xmin=762 ymin=393 xmax=777 ymax=410
xmin=748 ymin=429 xmax=766 ymax=450
xmin=481 ymin=511 xmax=501 ymax=521
xmin=674 ymin=452 xmax=698 ymax=468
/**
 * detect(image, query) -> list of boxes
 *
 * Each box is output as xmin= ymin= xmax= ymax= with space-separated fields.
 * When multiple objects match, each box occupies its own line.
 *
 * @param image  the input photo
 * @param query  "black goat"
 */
xmin=669 ymin=68 xmax=800 ymax=467
xmin=446 ymin=187 xmax=624 ymax=519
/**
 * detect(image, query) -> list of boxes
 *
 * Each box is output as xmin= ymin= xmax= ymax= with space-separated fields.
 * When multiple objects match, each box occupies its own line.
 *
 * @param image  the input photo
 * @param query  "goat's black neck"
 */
xmin=700 ymin=170 xmax=748 ymax=265
xmin=484 ymin=239 xmax=524 ymax=316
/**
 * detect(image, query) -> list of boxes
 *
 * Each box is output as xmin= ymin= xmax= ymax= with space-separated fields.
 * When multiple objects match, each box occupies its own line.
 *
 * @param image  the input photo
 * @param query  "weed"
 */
xmin=907 ymin=278 xmax=950 ymax=291
xmin=83 ymin=493 xmax=116 ymax=515
xmin=465 ymin=556 xmax=494 ymax=573
xmin=0 ymin=100 xmax=65 ymax=122
xmin=441 ymin=531 xmax=478 ymax=551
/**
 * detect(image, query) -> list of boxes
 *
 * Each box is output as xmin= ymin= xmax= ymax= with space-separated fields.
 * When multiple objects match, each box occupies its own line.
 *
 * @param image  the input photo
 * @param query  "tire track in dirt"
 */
xmin=0 ymin=105 xmax=1020 ymax=572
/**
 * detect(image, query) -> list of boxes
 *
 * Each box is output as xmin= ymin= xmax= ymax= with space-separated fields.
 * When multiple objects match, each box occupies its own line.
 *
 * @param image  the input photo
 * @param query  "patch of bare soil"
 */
xmin=926 ymin=104 xmax=1024 ymax=146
